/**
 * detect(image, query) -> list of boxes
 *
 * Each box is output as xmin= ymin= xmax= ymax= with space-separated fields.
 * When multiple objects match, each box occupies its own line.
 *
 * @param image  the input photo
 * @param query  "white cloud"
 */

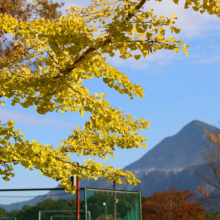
xmin=59 ymin=0 xmax=220 ymax=38
xmin=191 ymin=55 xmax=220 ymax=65
xmin=104 ymin=48 xmax=180 ymax=73
xmin=66 ymin=0 xmax=219 ymax=71
xmin=143 ymin=0 xmax=220 ymax=38
xmin=25 ymin=0 xmax=219 ymax=71
xmin=55 ymin=0 xmax=92 ymax=15
xmin=25 ymin=0 xmax=220 ymax=39
xmin=0 ymin=108 xmax=75 ymax=128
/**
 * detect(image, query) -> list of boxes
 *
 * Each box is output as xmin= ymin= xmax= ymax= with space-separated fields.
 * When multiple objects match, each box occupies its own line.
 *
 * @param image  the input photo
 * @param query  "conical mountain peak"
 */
xmin=124 ymin=120 xmax=217 ymax=172
xmin=179 ymin=120 xmax=216 ymax=134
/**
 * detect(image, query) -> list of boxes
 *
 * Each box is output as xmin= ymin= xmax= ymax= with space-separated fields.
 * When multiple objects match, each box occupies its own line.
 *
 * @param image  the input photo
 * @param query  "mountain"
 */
xmin=78 ymin=120 xmax=217 ymax=193
xmin=79 ymin=120 xmax=217 ymax=194
xmin=124 ymin=120 xmax=217 ymax=171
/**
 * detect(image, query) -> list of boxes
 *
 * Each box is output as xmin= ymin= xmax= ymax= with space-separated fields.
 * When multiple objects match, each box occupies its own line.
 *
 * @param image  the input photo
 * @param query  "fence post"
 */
xmin=139 ymin=191 xmax=142 ymax=220
xmin=77 ymin=163 xmax=80 ymax=220
xmin=113 ymin=181 xmax=116 ymax=220
xmin=85 ymin=188 xmax=87 ymax=220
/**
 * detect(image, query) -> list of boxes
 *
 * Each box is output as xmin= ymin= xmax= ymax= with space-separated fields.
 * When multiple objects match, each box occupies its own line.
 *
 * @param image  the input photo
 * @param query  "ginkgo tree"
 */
xmin=0 ymin=0 xmax=219 ymax=194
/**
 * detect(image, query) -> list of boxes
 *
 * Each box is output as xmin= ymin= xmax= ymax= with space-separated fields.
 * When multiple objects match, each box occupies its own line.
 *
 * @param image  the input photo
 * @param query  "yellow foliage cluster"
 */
xmin=0 ymin=120 xmax=141 ymax=193
xmin=0 ymin=0 xmax=219 ymax=193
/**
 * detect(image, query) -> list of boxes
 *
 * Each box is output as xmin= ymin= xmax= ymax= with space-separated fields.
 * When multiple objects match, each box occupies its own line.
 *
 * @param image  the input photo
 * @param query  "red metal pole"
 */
xmin=77 ymin=163 xmax=80 ymax=220
xmin=113 ymin=180 xmax=116 ymax=220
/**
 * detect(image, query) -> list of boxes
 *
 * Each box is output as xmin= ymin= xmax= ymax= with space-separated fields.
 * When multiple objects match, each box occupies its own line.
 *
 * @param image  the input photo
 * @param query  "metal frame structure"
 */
xmin=0 ymin=218 xmax=16 ymax=220
xmin=50 ymin=212 xmax=91 ymax=220
xmin=39 ymin=210 xmax=91 ymax=220
xmin=50 ymin=215 xmax=75 ymax=220
xmin=39 ymin=210 xmax=76 ymax=220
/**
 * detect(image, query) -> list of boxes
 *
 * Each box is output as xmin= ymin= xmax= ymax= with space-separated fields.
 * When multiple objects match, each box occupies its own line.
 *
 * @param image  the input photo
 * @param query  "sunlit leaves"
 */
xmin=0 ymin=120 xmax=141 ymax=193
xmin=183 ymin=0 xmax=220 ymax=17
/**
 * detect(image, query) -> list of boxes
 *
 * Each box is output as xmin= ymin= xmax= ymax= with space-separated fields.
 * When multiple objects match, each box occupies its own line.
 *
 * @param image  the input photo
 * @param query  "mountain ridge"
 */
xmin=123 ymin=120 xmax=216 ymax=172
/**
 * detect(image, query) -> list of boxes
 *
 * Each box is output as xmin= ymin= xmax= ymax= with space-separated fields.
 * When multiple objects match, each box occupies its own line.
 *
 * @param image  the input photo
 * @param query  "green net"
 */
xmin=0 ymin=188 xmax=141 ymax=220
xmin=85 ymin=189 xmax=141 ymax=220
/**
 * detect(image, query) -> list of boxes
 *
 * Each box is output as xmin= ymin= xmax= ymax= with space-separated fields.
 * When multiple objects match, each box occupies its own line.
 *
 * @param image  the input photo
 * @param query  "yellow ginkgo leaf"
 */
xmin=171 ymin=12 xmax=177 ymax=19
xmin=134 ymin=54 xmax=141 ymax=60
xmin=0 ymin=101 xmax=4 ymax=107
xmin=174 ymin=48 xmax=179 ymax=54
xmin=173 ymin=0 xmax=179 ymax=4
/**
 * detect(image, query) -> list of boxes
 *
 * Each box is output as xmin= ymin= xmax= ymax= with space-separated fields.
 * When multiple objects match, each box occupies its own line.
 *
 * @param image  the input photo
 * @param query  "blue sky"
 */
xmin=0 ymin=0 xmax=220 ymax=190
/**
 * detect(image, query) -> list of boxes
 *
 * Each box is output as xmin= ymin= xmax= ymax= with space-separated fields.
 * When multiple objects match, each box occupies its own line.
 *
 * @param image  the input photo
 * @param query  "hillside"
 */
xmin=79 ymin=120 xmax=217 ymax=193
xmin=124 ymin=120 xmax=216 ymax=171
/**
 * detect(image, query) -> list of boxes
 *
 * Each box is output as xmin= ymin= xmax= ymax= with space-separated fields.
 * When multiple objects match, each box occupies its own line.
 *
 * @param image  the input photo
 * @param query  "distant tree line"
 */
xmin=1 ymin=189 xmax=220 ymax=220
xmin=0 ymin=192 xmax=138 ymax=220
